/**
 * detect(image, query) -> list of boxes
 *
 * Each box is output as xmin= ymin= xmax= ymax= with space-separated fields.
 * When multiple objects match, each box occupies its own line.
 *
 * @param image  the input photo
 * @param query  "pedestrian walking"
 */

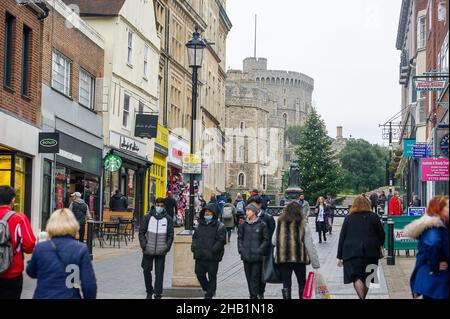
xmin=389 ymin=191 xmax=402 ymax=216
xmin=369 ymin=192 xmax=379 ymax=213
xmin=260 ymin=191 xmax=271 ymax=212
xmin=0 ymin=186 xmax=36 ymax=300
xmin=192 ymin=203 xmax=227 ymax=299
xmin=165 ymin=191 xmax=177 ymax=222
xmin=315 ymin=197 xmax=328 ymax=243
xmin=378 ymin=191 xmax=387 ymax=214
xmin=139 ymin=198 xmax=174 ymax=299
xmin=247 ymin=196 xmax=275 ymax=299
xmin=26 ymin=209 xmax=97 ymax=299
xmin=234 ymin=194 xmax=246 ymax=229
xmin=337 ymin=196 xmax=385 ymax=299
xmin=409 ymin=195 xmax=422 ymax=208
xmin=68 ymin=192 xmax=91 ymax=243
xmin=325 ymin=193 xmax=336 ymax=235
xmin=298 ymin=194 xmax=311 ymax=218
xmin=404 ymin=196 xmax=449 ymax=300
xmin=238 ymin=204 xmax=270 ymax=299
xmin=222 ymin=198 xmax=237 ymax=243
xmin=109 ymin=190 xmax=128 ymax=211
xmin=272 ymin=202 xmax=320 ymax=299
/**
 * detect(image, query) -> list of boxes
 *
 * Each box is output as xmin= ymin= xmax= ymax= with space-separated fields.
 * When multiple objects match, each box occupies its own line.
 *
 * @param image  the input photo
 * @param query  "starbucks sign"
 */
xmin=104 ymin=154 xmax=122 ymax=172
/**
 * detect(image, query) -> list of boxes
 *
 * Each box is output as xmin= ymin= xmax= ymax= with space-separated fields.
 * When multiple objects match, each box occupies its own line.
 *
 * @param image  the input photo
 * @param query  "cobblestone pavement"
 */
xmin=22 ymin=218 xmax=391 ymax=299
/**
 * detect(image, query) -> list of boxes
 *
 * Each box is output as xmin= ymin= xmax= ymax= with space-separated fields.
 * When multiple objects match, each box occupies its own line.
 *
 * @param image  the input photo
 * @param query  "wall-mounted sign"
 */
xmin=104 ymin=154 xmax=122 ymax=172
xmin=168 ymin=134 xmax=189 ymax=167
xmin=414 ymin=80 xmax=447 ymax=91
xmin=182 ymin=154 xmax=202 ymax=175
xmin=408 ymin=207 xmax=426 ymax=217
xmin=440 ymin=133 xmax=449 ymax=158
xmin=38 ymin=132 xmax=60 ymax=154
xmin=135 ymin=114 xmax=158 ymax=139
xmin=403 ymin=139 xmax=416 ymax=158
xmin=110 ymin=131 xmax=147 ymax=159
xmin=421 ymin=158 xmax=449 ymax=182
xmin=413 ymin=144 xmax=431 ymax=158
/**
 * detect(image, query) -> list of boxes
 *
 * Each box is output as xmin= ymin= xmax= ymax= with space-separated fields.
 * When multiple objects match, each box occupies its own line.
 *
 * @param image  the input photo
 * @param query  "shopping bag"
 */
xmin=302 ymin=272 xmax=315 ymax=299
xmin=263 ymin=246 xmax=282 ymax=284
xmin=314 ymin=272 xmax=331 ymax=299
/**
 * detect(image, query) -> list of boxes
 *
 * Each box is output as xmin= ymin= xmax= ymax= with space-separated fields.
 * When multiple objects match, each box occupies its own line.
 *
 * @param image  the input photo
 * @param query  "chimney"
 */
xmin=337 ymin=126 xmax=343 ymax=139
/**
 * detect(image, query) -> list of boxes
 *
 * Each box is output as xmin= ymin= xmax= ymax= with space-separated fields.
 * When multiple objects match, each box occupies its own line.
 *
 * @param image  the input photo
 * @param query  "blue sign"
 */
xmin=404 ymin=139 xmax=416 ymax=158
xmin=413 ymin=144 xmax=431 ymax=158
xmin=408 ymin=207 xmax=426 ymax=216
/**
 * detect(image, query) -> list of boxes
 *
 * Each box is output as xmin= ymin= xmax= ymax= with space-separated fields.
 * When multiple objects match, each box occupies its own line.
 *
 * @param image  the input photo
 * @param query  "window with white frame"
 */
xmin=123 ymin=94 xmax=131 ymax=128
xmin=144 ymin=45 xmax=149 ymax=78
xmin=439 ymin=33 xmax=449 ymax=72
xmin=79 ymin=69 xmax=95 ymax=109
xmin=238 ymin=173 xmax=245 ymax=187
xmin=127 ymin=31 xmax=133 ymax=65
xmin=417 ymin=15 xmax=426 ymax=50
xmin=52 ymin=50 xmax=71 ymax=96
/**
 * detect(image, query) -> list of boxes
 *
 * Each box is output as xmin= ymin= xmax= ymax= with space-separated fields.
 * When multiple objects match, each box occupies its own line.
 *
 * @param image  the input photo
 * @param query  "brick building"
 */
xmin=0 ymin=0 xmax=48 ymax=225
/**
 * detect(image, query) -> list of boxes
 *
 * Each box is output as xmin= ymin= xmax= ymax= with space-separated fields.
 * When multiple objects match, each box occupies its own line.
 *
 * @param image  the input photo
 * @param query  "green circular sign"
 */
xmin=104 ymin=154 xmax=122 ymax=172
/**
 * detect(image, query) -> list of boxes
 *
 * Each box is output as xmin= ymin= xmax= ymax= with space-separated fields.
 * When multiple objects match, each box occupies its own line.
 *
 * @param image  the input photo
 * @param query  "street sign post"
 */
xmin=182 ymin=154 xmax=202 ymax=175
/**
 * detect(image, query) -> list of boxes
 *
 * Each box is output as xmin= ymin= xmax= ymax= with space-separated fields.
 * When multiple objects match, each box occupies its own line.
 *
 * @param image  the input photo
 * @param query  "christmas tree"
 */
xmin=294 ymin=110 xmax=343 ymax=204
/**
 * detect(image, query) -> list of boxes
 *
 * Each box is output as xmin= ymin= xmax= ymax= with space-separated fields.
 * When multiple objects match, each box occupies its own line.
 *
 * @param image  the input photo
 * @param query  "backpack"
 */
xmin=0 ymin=211 xmax=16 ymax=274
xmin=72 ymin=202 xmax=87 ymax=224
xmin=236 ymin=201 xmax=245 ymax=213
xmin=223 ymin=206 xmax=233 ymax=220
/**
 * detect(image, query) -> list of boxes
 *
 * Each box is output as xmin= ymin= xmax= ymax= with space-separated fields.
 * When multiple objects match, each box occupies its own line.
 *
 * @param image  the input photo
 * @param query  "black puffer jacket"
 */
xmin=238 ymin=218 xmax=269 ymax=263
xmin=192 ymin=204 xmax=227 ymax=262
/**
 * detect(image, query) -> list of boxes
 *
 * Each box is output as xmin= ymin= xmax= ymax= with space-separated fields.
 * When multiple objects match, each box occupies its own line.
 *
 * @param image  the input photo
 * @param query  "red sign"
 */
xmin=421 ymin=158 xmax=449 ymax=182
xmin=172 ymin=148 xmax=183 ymax=159
xmin=89 ymin=194 xmax=94 ymax=214
xmin=57 ymin=186 xmax=64 ymax=209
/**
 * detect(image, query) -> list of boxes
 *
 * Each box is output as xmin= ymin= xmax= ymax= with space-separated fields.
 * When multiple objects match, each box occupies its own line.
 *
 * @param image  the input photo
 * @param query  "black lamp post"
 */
xmin=185 ymin=28 xmax=206 ymax=231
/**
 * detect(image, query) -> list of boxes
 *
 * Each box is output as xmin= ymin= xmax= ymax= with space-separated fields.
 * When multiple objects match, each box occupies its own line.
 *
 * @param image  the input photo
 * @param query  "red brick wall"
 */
xmin=0 ymin=0 xmax=43 ymax=125
xmin=42 ymin=7 xmax=104 ymax=105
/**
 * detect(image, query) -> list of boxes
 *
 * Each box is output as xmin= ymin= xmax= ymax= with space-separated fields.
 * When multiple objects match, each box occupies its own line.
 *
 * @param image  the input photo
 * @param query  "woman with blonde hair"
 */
xmin=26 ymin=209 xmax=97 ymax=299
xmin=315 ymin=196 xmax=328 ymax=243
xmin=337 ymin=196 xmax=385 ymax=299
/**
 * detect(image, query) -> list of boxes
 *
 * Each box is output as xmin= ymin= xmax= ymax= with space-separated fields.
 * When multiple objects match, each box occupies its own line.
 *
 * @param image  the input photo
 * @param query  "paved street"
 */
xmin=22 ymin=218 xmax=392 ymax=299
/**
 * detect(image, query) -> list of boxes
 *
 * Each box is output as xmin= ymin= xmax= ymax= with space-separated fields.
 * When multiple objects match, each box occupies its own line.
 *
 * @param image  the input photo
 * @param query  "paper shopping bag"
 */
xmin=302 ymin=272 xmax=315 ymax=299
xmin=314 ymin=272 xmax=331 ymax=299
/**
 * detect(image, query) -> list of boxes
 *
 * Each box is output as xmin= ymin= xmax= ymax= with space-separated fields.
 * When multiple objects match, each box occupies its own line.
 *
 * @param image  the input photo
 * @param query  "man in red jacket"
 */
xmin=0 ymin=186 xmax=36 ymax=299
xmin=389 ymin=191 xmax=402 ymax=216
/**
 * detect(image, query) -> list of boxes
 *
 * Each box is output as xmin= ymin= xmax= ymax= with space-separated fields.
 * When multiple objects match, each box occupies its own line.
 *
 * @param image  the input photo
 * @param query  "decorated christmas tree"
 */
xmin=294 ymin=110 xmax=343 ymax=204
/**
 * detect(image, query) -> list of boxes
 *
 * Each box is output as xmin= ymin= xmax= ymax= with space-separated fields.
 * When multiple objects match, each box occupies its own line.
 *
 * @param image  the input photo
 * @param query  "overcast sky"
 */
xmin=226 ymin=0 xmax=402 ymax=146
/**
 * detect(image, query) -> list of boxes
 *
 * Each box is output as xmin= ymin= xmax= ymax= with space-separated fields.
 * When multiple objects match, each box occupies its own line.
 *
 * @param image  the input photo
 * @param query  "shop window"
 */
xmin=0 ymin=155 xmax=12 ymax=186
xmin=41 ymin=160 xmax=52 ymax=229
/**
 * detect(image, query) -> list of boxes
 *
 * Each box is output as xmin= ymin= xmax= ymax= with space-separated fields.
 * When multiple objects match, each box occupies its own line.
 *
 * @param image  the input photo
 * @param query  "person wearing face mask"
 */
xmin=191 ymin=203 xmax=227 ymax=299
xmin=139 ymin=198 xmax=174 ymax=299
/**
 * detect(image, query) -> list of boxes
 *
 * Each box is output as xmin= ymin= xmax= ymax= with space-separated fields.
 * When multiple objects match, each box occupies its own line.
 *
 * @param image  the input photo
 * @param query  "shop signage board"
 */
xmin=408 ymin=207 xmax=426 ymax=217
xmin=104 ymin=154 xmax=122 ymax=172
xmin=110 ymin=131 xmax=147 ymax=159
xmin=38 ymin=132 xmax=60 ymax=154
xmin=384 ymin=216 xmax=421 ymax=251
xmin=168 ymin=134 xmax=189 ymax=167
xmin=414 ymin=80 xmax=447 ymax=91
xmin=135 ymin=114 xmax=158 ymax=139
xmin=413 ymin=144 xmax=431 ymax=158
xmin=182 ymin=154 xmax=202 ymax=175
xmin=403 ymin=139 xmax=416 ymax=158
xmin=421 ymin=158 xmax=449 ymax=181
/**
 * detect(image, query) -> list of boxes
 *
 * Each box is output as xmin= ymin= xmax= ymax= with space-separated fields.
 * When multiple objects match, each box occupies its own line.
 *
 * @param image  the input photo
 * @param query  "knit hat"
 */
xmin=245 ymin=204 xmax=259 ymax=215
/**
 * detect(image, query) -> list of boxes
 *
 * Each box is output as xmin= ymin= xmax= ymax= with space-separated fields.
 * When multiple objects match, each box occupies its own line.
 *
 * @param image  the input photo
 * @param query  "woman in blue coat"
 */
xmin=404 ymin=196 xmax=448 ymax=299
xmin=26 ymin=209 xmax=97 ymax=299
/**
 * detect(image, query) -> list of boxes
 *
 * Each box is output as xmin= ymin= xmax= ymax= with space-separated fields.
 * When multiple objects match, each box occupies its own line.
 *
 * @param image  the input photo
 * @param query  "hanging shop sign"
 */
xmin=110 ymin=131 xmax=147 ymax=159
xmin=403 ymin=139 xmax=416 ymax=158
xmin=413 ymin=144 xmax=431 ymax=158
xmin=104 ymin=154 xmax=122 ymax=172
xmin=421 ymin=158 xmax=449 ymax=182
xmin=440 ymin=133 xmax=449 ymax=158
xmin=182 ymin=154 xmax=202 ymax=175
xmin=135 ymin=114 xmax=158 ymax=139
xmin=168 ymin=134 xmax=189 ymax=167
xmin=38 ymin=132 xmax=60 ymax=154
xmin=414 ymin=80 xmax=447 ymax=91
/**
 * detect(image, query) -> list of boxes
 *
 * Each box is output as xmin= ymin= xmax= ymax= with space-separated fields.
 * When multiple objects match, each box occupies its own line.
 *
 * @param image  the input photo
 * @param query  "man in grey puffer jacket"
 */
xmin=139 ymin=198 xmax=174 ymax=299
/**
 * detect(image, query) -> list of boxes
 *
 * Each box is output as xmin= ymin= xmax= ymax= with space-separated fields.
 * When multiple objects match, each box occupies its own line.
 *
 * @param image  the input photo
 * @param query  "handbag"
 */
xmin=303 ymin=272 xmax=315 ymax=299
xmin=314 ymin=272 xmax=331 ymax=299
xmin=263 ymin=246 xmax=282 ymax=284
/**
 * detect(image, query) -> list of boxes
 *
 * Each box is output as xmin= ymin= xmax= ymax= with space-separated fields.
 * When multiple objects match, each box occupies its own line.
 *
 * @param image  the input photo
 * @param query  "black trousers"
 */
xmin=0 ymin=275 xmax=23 ymax=300
xmin=278 ymin=263 xmax=306 ymax=296
xmin=79 ymin=222 xmax=86 ymax=243
xmin=371 ymin=205 xmax=378 ymax=213
xmin=243 ymin=261 xmax=263 ymax=298
xmin=142 ymin=255 xmax=166 ymax=296
xmin=195 ymin=261 xmax=219 ymax=297
xmin=226 ymin=227 xmax=233 ymax=241
xmin=317 ymin=221 xmax=327 ymax=242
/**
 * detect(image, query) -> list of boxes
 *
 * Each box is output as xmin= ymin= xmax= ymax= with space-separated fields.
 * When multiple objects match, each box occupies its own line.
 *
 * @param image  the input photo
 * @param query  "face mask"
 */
xmin=155 ymin=207 xmax=164 ymax=215
xmin=204 ymin=216 xmax=213 ymax=222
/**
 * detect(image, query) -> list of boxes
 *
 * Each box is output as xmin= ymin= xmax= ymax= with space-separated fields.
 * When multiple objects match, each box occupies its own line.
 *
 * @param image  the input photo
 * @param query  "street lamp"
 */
xmin=185 ymin=28 xmax=206 ymax=231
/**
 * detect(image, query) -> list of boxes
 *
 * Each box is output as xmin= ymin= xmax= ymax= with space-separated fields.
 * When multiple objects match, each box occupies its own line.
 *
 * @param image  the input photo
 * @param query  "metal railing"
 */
xmin=267 ymin=206 xmax=353 ymax=217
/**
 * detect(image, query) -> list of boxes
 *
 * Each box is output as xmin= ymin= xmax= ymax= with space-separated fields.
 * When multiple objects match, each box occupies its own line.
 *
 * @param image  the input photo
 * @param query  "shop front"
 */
xmin=167 ymin=134 xmax=190 ymax=215
xmin=149 ymin=125 xmax=169 ymax=205
xmin=104 ymin=131 xmax=151 ymax=226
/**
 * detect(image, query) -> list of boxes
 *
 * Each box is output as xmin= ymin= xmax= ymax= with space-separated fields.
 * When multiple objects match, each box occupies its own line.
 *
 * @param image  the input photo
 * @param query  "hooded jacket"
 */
xmin=191 ymin=203 xmax=227 ymax=262
xmin=109 ymin=193 xmax=128 ymax=212
xmin=139 ymin=209 xmax=174 ymax=256
xmin=238 ymin=218 xmax=269 ymax=263
xmin=404 ymin=215 xmax=449 ymax=299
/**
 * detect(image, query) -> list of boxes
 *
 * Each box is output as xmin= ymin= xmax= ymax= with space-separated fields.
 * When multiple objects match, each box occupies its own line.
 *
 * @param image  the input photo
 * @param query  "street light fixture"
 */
xmin=185 ymin=28 xmax=206 ymax=231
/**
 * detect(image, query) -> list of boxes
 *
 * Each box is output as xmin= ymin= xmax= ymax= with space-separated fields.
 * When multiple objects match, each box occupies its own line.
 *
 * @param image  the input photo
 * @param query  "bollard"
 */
xmin=87 ymin=220 xmax=94 ymax=261
xmin=387 ymin=220 xmax=395 ymax=266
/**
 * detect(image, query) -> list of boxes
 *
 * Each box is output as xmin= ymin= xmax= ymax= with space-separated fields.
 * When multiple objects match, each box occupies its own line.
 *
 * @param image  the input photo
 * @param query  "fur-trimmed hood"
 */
xmin=404 ymin=215 xmax=445 ymax=239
